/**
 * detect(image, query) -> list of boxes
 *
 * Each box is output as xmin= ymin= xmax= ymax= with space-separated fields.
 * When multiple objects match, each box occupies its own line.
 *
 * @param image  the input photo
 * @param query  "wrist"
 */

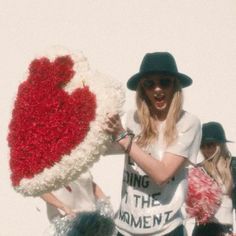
xmin=117 ymin=131 xmax=135 ymax=154
xmin=61 ymin=205 xmax=66 ymax=211
xmin=61 ymin=205 xmax=69 ymax=212
xmin=117 ymin=135 xmax=129 ymax=146
xmin=111 ymin=129 xmax=127 ymax=142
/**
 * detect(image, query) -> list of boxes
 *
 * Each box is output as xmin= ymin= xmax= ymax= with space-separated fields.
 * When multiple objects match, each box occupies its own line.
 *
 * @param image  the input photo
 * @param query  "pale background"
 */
xmin=0 ymin=1 xmax=236 ymax=235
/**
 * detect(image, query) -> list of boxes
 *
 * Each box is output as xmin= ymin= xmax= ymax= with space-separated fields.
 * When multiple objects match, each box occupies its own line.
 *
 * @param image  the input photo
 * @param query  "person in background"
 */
xmin=192 ymin=121 xmax=236 ymax=236
xmin=104 ymin=52 xmax=201 ymax=236
xmin=41 ymin=171 xmax=115 ymax=235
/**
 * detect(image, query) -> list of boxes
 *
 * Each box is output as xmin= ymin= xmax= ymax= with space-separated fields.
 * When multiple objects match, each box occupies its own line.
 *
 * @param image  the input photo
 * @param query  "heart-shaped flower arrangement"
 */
xmin=8 ymin=49 xmax=125 ymax=196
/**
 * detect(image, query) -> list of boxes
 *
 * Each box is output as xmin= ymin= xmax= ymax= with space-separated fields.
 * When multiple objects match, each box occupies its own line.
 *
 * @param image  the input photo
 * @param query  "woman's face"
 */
xmin=201 ymin=142 xmax=218 ymax=159
xmin=141 ymin=74 xmax=175 ymax=117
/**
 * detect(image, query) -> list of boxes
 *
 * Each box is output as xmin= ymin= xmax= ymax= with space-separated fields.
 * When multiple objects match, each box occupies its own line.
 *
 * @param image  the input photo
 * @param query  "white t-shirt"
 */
xmin=46 ymin=171 xmax=96 ymax=221
xmin=115 ymin=110 xmax=201 ymax=236
xmin=213 ymin=192 xmax=233 ymax=225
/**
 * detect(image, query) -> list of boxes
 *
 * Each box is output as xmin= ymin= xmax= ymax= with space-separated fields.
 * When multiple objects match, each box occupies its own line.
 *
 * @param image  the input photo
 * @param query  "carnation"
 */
xmin=8 ymin=48 xmax=125 ymax=196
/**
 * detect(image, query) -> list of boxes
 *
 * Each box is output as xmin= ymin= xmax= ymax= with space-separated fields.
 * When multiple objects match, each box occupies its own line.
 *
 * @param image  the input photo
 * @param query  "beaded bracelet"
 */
xmin=112 ymin=130 xmax=134 ymax=142
xmin=113 ymin=130 xmax=129 ymax=142
xmin=124 ymin=132 xmax=135 ymax=154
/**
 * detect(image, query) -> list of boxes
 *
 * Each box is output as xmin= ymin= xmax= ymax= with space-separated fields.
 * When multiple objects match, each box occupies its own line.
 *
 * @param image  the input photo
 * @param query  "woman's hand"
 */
xmin=40 ymin=192 xmax=76 ymax=218
xmin=62 ymin=205 xmax=76 ymax=218
xmin=104 ymin=113 xmax=125 ymax=139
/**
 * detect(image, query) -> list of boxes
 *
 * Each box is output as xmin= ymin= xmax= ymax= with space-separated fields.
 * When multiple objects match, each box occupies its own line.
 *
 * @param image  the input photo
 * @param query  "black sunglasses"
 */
xmin=142 ymin=78 xmax=174 ymax=89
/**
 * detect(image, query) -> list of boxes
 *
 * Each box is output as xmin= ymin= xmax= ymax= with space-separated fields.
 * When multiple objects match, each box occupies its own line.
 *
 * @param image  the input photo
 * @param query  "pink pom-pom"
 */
xmin=186 ymin=167 xmax=222 ymax=224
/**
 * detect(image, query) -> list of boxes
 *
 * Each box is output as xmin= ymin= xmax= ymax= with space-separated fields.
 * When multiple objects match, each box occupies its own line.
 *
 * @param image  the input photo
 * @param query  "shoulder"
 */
xmin=177 ymin=110 xmax=201 ymax=131
xmin=179 ymin=110 xmax=200 ymax=124
xmin=231 ymin=156 xmax=236 ymax=169
xmin=231 ymin=157 xmax=236 ymax=186
xmin=231 ymin=156 xmax=236 ymax=162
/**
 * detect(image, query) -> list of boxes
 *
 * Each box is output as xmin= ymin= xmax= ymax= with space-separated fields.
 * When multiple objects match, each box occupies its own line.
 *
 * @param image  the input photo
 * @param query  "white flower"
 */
xmin=15 ymin=49 xmax=125 ymax=196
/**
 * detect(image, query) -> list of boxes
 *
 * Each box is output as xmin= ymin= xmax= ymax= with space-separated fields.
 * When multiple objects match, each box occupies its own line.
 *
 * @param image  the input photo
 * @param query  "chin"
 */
xmin=154 ymin=104 xmax=167 ymax=112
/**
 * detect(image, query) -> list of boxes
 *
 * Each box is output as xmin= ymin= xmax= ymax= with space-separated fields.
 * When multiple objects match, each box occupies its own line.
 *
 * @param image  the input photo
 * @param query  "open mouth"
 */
xmin=154 ymin=93 xmax=166 ymax=107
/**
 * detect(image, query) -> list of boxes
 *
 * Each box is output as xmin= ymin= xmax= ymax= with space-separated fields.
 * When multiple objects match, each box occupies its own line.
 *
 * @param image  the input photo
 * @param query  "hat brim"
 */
xmin=201 ymin=137 xmax=233 ymax=145
xmin=127 ymin=71 xmax=192 ymax=90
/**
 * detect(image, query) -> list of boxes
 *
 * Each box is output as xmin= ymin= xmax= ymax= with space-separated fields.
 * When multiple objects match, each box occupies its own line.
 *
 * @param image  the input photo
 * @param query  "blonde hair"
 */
xmin=136 ymin=78 xmax=183 ymax=147
xmin=202 ymin=143 xmax=233 ymax=195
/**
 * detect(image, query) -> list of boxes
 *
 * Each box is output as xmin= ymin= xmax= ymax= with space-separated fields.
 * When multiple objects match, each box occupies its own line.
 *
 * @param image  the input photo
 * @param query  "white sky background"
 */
xmin=0 ymin=1 xmax=236 ymax=235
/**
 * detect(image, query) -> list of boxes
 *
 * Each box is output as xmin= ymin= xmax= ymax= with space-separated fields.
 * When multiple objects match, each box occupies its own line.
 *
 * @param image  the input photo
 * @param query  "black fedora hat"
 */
xmin=127 ymin=52 xmax=192 ymax=90
xmin=201 ymin=121 xmax=233 ymax=145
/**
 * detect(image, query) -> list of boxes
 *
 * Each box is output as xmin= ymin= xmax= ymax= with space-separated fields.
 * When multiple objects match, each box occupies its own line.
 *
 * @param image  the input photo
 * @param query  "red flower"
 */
xmin=8 ymin=56 xmax=96 ymax=186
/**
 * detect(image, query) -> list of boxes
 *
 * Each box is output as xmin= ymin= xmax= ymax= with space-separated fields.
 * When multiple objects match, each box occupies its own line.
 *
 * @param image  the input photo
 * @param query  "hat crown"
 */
xmin=140 ymin=52 xmax=178 ymax=74
xmin=127 ymin=51 xmax=192 ymax=90
xmin=202 ymin=122 xmax=227 ymax=144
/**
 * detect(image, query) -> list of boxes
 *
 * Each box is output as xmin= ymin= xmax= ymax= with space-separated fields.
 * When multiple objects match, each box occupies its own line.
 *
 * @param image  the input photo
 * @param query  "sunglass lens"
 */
xmin=143 ymin=79 xmax=156 ymax=89
xmin=159 ymin=78 xmax=172 ymax=88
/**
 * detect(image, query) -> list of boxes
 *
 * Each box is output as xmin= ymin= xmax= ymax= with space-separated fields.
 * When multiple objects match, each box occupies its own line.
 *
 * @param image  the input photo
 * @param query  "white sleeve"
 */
xmin=166 ymin=113 xmax=202 ymax=164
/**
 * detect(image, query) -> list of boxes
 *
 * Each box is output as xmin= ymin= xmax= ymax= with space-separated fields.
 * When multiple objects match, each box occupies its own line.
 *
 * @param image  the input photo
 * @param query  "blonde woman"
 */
xmin=104 ymin=52 xmax=201 ymax=236
xmin=192 ymin=122 xmax=236 ymax=236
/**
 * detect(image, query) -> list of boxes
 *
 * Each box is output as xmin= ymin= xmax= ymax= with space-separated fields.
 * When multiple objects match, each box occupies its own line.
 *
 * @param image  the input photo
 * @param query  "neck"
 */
xmin=151 ymin=108 xmax=168 ymax=122
xmin=157 ymin=112 xmax=167 ymax=121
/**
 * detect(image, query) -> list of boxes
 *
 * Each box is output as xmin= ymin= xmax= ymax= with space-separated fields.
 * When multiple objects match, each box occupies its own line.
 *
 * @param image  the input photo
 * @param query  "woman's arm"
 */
xmin=104 ymin=113 xmax=186 ymax=185
xmin=118 ymin=136 xmax=186 ymax=185
xmin=40 ymin=192 xmax=76 ymax=217
xmin=92 ymin=182 xmax=106 ymax=199
xmin=92 ymin=181 xmax=114 ymax=217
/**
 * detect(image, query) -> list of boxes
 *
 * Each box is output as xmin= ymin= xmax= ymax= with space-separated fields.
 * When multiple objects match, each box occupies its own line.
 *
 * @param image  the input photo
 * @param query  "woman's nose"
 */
xmin=153 ymin=83 xmax=162 ymax=90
